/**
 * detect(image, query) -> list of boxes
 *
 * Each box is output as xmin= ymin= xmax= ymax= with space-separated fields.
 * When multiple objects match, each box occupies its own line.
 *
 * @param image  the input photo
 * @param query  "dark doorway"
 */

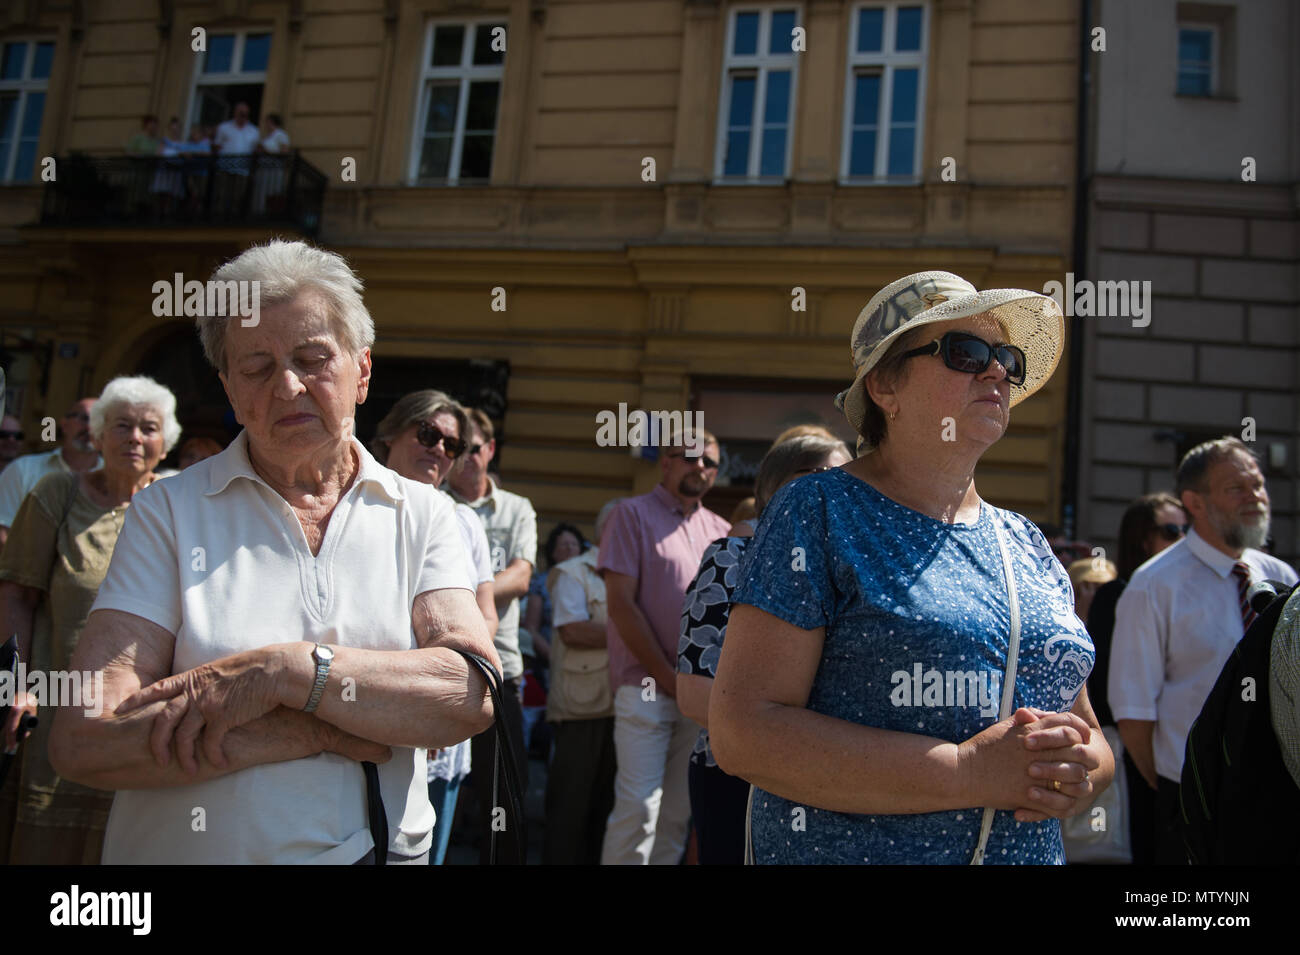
xmin=134 ymin=326 xmax=233 ymax=469
xmin=361 ymin=356 xmax=511 ymax=461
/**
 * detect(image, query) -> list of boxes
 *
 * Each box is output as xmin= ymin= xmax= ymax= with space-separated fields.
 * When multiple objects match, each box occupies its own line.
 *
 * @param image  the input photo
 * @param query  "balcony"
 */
xmin=37 ymin=152 xmax=328 ymax=235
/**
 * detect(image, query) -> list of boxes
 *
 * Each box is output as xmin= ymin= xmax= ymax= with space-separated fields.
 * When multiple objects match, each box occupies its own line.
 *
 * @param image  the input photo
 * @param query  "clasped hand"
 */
xmin=959 ymin=706 xmax=1106 ymax=823
xmin=115 ymin=646 xmax=291 ymax=774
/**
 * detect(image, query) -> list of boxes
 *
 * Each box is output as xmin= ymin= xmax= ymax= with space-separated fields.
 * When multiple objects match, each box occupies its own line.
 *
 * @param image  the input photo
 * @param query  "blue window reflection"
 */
xmin=204 ymin=35 xmax=234 ymax=74
xmin=857 ymin=8 xmax=883 ymax=52
xmin=733 ymin=12 xmax=758 ymax=55
xmin=896 ymin=7 xmax=923 ymax=51
xmin=770 ymin=10 xmax=796 ymax=54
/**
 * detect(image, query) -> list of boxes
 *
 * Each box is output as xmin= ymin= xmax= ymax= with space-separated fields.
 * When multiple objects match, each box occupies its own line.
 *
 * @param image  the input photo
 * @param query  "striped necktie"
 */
xmin=1232 ymin=561 xmax=1258 ymax=632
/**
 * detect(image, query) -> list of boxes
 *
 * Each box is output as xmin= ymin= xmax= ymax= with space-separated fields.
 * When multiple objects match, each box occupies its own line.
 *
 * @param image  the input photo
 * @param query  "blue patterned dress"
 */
xmin=730 ymin=468 xmax=1095 ymax=864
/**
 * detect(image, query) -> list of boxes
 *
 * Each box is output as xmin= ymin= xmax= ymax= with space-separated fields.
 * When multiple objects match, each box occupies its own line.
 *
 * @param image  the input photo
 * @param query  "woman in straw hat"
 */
xmin=710 ymin=271 xmax=1114 ymax=864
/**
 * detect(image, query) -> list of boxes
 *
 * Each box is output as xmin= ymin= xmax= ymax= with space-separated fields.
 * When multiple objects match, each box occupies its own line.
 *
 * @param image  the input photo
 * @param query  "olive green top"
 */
xmin=0 ymin=470 xmax=126 ymax=830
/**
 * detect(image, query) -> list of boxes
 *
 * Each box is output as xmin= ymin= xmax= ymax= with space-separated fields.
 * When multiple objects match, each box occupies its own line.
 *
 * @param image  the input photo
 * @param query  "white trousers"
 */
xmin=601 ymin=684 xmax=699 ymax=865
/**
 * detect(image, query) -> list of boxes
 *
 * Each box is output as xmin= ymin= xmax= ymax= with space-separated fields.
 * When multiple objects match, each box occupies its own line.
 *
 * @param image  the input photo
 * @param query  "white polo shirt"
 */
xmin=93 ymin=430 xmax=473 ymax=864
xmin=1109 ymin=527 xmax=1297 ymax=783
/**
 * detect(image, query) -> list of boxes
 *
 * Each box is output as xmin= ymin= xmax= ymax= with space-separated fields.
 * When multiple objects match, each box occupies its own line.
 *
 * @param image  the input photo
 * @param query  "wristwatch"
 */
xmin=303 ymin=644 xmax=334 ymax=713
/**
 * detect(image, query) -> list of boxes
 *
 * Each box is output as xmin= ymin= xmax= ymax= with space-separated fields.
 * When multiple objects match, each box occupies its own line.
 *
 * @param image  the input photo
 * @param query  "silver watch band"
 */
xmin=304 ymin=645 xmax=331 ymax=713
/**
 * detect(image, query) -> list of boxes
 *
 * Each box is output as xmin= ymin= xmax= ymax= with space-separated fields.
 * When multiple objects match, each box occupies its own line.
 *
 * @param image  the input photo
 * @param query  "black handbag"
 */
xmin=363 ymin=649 xmax=526 ymax=865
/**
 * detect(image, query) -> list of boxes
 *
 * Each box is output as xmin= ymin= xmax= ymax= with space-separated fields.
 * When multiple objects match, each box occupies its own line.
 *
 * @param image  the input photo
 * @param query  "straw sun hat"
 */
xmin=834 ymin=271 xmax=1065 ymax=439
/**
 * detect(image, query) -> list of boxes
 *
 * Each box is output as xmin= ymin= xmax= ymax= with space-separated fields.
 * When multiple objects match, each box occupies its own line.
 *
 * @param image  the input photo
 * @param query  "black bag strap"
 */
xmin=458 ymin=650 xmax=526 ymax=866
xmin=362 ymin=760 xmax=387 ymax=866
xmin=362 ymin=649 xmax=525 ymax=865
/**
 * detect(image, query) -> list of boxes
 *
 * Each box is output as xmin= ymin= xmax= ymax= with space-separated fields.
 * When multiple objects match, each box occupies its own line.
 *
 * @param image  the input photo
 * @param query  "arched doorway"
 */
xmin=133 ymin=326 xmax=234 ymax=468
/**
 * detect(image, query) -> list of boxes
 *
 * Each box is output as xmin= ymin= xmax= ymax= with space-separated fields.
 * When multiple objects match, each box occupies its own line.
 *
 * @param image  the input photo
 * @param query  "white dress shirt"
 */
xmin=1109 ymin=527 xmax=1298 ymax=782
xmin=93 ymin=431 xmax=473 ymax=863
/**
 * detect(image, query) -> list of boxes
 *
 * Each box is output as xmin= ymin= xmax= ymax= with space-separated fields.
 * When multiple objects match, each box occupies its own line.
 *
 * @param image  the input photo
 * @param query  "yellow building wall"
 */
xmin=0 ymin=0 xmax=1082 ymax=542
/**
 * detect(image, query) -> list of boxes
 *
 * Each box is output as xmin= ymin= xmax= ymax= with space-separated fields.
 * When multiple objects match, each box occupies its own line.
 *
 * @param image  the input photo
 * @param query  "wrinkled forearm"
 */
xmin=50 ymin=704 xmax=328 ymax=792
xmin=291 ymin=644 xmax=494 ymax=750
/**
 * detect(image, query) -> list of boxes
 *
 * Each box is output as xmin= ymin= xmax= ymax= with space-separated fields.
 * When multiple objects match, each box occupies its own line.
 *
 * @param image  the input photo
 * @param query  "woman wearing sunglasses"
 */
xmin=372 ymin=389 xmax=497 ymax=865
xmin=1083 ymin=492 xmax=1186 ymax=865
xmin=711 ymin=270 xmax=1114 ymax=864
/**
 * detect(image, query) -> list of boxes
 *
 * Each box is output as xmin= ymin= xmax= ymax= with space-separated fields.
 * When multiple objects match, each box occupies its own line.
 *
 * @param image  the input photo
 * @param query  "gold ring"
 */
xmin=1051 ymin=779 xmax=1062 ymax=792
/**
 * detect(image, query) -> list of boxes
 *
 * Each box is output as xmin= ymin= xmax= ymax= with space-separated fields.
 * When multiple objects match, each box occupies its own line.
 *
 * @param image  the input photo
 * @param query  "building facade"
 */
xmin=1078 ymin=0 xmax=1299 ymax=565
xmin=0 ymin=0 xmax=1083 ymax=538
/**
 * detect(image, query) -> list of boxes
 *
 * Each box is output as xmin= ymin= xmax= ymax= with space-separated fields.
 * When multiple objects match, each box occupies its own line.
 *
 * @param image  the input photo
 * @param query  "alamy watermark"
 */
xmin=890 ymin=664 xmax=1001 ymax=718
xmin=151 ymin=273 xmax=260 ymax=326
xmin=0 ymin=664 xmax=104 ymax=717
xmin=1042 ymin=273 xmax=1151 ymax=328
xmin=595 ymin=403 xmax=706 ymax=458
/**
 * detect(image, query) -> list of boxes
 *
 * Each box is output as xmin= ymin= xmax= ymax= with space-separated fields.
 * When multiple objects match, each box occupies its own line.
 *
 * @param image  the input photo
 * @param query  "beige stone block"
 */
xmin=301 ymin=13 xmax=386 ymax=46
xmin=74 ymin=86 xmax=151 ymax=118
xmin=293 ymin=80 xmax=377 ymax=115
xmin=969 ymin=63 xmax=1077 ymax=102
xmin=77 ymin=52 xmax=155 ymax=86
xmin=297 ymin=46 xmax=383 ymax=81
xmin=544 ymin=36 xmax=680 ymax=74
xmin=534 ymin=110 xmax=676 ymax=148
xmin=967 ymin=143 xmax=1072 ymax=184
xmin=82 ymin=21 xmax=161 ymax=55
xmin=967 ymin=103 xmax=1075 ymax=141
xmin=973 ymin=0 xmax=1076 ymax=23
xmin=546 ymin=0 xmax=683 ymax=37
xmin=540 ymin=72 xmax=679 ymax=111
xmin=971 ymin=23 xmax=1075 ymax=62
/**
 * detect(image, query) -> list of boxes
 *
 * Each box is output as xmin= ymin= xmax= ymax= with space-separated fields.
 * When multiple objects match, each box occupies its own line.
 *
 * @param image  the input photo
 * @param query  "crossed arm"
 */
xmin=49 ymin=587 xmax=498 ymax=790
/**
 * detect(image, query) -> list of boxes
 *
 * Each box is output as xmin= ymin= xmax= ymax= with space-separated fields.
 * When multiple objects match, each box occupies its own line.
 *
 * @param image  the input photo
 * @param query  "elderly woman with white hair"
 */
xmin=711 ymin=271 xmax=1115 ymax=864
xmin=49 ymin=240 xmax=497 ymax=864
xmin=0 ymin=375 xmax=180 ymax=864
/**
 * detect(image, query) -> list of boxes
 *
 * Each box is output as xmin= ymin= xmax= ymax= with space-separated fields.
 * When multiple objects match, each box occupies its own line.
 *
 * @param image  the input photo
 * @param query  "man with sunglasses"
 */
xmin=0 ymin=397 xmax=100 ymax=549
xmin=446 ymin=407 xmax=537 ymax=865
xmin=1110 ymin=437 xmax=1297 ymax=863
xmin=0 ymin=415 xmax=24 ymax=473
xmin=597 ymin=427 xmax=730 ymax=864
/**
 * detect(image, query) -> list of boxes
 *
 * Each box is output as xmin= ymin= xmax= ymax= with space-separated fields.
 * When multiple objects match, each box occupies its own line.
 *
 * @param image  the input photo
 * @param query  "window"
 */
xmin=715 ymin=7 xmax=800 ymax=181
xmin=187 ymin=30 xmax=271 ymax=129
xmin=0 ymin=39 xmax=53 ymax=183
xmin=1177 ymin=24 xmax=1216 ymax=96
xmin=410 ymin=20 xmax=505 ymax=184
xmin=841 ymin=3 xmax=928 ymax=182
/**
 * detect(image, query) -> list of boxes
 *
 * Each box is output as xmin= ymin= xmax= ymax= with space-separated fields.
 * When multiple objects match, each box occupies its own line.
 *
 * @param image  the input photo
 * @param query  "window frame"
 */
xmin=839 ymin=1 xmax=930 ymax=185
xmin=712 ymin=4 xmax=803 ymax=184
xmin=182 ymin=28 xmax=273 ymax=130
xmin=1175 ymin=21 xmax=1218 ymax=97
xmin=407 ymin=17 xmax=507 ymax=186
xmin=0 ymin=37 xmax=54 ymax=184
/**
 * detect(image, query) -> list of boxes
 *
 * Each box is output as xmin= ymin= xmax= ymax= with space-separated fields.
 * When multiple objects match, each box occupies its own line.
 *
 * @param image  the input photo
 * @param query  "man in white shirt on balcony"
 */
xmin=213 ymin=102 xmax=261 ymax=175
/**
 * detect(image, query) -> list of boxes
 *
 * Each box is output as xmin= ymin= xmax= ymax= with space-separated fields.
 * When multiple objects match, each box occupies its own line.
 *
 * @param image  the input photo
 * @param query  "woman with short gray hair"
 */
xmin=50 ymin=240 xmax=496 ymax=864
xmin=0 ymin=375 xmax=178 ymax=863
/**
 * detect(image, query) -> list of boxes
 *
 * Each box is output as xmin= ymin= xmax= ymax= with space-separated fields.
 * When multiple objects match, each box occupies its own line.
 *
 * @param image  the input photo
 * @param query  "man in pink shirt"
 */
xmin=598 ymin=427 xmax=731 ymax=864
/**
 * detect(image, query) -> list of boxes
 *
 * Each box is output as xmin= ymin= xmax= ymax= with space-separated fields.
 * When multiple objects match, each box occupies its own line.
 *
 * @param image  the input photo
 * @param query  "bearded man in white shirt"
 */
xmin=1110 ymin=437 xmax=1297 ymax=864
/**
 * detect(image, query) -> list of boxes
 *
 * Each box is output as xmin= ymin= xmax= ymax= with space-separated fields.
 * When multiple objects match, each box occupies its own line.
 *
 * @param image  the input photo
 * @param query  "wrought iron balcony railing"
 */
xmin=39 ymin=152 xmax=327 ymax=235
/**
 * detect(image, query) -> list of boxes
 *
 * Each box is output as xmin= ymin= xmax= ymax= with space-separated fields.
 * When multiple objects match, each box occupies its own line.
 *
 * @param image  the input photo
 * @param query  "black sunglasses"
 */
xmin=416 ymin=422 xmax=466 ymax=458
xmin=901 ymin=331 xmax=1027 ymax=386
xmin=666 ymin=451 xmax=719 ymax=470
xmin=0 ymin=430 xmax=21 ymax=440
xmin=1156 ymin=523 xmax=1189 ymax=541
